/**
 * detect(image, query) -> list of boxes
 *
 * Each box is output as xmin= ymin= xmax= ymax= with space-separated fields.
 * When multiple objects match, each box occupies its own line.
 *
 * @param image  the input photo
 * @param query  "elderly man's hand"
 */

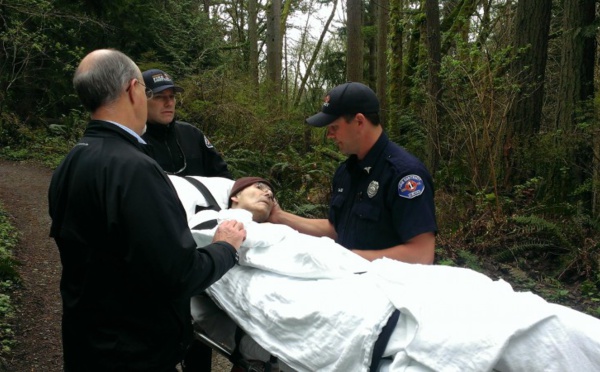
xmin=213 ymin=220 xmax=246 ymax=250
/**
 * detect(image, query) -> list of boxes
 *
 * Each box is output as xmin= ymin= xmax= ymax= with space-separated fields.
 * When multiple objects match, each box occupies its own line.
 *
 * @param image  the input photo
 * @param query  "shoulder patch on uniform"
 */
xmin=204 ymin=135 xmax=214 ymax=149
xmin=398 ymin=174 xmax=424 ymax=199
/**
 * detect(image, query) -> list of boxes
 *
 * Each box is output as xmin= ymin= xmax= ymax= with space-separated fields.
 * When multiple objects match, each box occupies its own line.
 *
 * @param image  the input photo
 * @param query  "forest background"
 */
xmin=1 ymin=0 xmax=600 ymax=356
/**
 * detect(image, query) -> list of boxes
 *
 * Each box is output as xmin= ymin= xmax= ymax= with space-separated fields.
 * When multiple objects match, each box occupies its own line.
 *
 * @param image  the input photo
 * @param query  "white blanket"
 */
xmin=370 ymin=259 xmax=600 ymax=372
xmin=171 ymin=176 xmax=600 ymax=372
xmin=192 ymin=209 xmax=394 ymax=371
xmin=190 ymin=210 xmax=600 ymax=372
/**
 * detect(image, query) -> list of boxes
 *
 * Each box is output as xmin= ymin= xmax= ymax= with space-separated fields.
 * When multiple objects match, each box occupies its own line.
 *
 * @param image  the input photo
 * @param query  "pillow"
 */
xmin=168 ymin=175 xmax=234 ymax=221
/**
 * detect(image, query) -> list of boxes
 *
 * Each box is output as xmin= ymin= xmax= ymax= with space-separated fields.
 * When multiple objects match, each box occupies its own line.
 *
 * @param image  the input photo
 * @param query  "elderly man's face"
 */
xmin=231 ymin=182 xmax=275 ymax=222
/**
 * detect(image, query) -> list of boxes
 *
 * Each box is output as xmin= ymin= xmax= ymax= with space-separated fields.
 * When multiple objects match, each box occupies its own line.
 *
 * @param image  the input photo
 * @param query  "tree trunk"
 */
xmin=248 ymin=0 xmax=259 ymax=88
xmin=504 ymin=0 xmax=551 ymax=186
xmin=440 ymin=0 xmax=478 ymax=55
xmin=425 ymin=0 xmax=441 ymax=173
xmin=266 ymin=0 xmax=282 ymax=99
xmin=377 ymin=0 xmax=389 ymax=128
xmin=555 ymin=0 xmax=595 ymax=130
xmin=346 ymin=0 xmax=363 ymax=81
xmin=402 ymin=6 xmax=423 ymax=108
xmin=388 ymin=0 xmax=405 ymax=136
xmin=475 ymin=0 xmax=492 ymax=49
xmin=555 ymin=0 xmax=597 ymax=211
xmin=366 ymin=0 xmax=377 ymax=87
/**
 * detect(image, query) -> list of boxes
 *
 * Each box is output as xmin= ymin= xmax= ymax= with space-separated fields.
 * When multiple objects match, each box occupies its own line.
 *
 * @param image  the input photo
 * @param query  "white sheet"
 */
xmin=168 ymin=175 xmax=233 ymax=220
xmin=175 ymin=180 xmax=600 ymax=372
xmin=371 ymin=258 xmax=600 ymax=372
xmin=192 ymin=209 xmax=393 ymax=371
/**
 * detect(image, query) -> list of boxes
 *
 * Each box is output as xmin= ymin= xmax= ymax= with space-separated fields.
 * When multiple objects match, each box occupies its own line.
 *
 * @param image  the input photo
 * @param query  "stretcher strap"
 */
xmin=191 ymin=219 xmax=218 ymax=231
xmin=370 ymin=309 xmax=400 ymax=371
xmin=183 ymin=176 xmax=222 ymax=212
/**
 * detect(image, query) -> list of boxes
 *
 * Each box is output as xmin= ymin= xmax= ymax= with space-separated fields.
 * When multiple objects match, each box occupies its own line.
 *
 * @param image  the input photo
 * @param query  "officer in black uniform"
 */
xmin=268 ymin=82 xmax=437 ymax=264
xmin=142 ymin=69 xmax=232 ymax=178
xmin=140 ymin=69 xmax=233 ymax=370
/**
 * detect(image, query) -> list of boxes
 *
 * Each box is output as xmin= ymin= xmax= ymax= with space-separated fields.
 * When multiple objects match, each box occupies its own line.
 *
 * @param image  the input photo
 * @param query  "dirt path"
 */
xmin=0 ymin=160 xmax=62 ymax=372
xmin=0 ymin=159 xmax=233 ymax=371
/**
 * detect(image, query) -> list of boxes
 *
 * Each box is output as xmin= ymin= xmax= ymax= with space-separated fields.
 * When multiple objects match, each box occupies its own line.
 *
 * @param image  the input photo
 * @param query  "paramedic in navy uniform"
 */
xmin=48 ymin=49 xmax=246 ymax=372
xmin=268 ymin=82 xmax=437 ymax=264
xmin=141 ymin=68 xmax=232 ymax=178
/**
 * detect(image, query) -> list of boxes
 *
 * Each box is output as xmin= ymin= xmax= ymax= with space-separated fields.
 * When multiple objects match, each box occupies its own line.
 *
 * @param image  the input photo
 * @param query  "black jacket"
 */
xmin=143 ymin=120 xmax=232 ymax=178
xmin=49 ymin=120 xmax=237 ymax=371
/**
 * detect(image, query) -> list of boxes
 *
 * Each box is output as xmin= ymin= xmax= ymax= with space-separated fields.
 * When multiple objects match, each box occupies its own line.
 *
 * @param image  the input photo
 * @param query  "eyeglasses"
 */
xmin=254 ymin=182 xmax=273 ymax=196
xmin=136 ymin=80 xmax=154 ymax=99
xmin=126 ymin=79 xmax=154 ymax=99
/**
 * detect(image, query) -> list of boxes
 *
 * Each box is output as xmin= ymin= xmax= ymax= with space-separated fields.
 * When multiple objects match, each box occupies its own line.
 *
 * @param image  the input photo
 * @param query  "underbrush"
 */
xmin=436 ymin=187 xmax=600 ymax=318
xmin=0 ymin=131 xmax=74 ymax=169
xmin=0 ymin=110 xmax=84 ymax=168
xmin=0 ymin=205 xmax=21 ymax=365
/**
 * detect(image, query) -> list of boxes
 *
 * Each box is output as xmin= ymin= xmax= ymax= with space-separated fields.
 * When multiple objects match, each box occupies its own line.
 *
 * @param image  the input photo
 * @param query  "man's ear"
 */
xmin=125 ymin=79 xmax=137 ymax=103
xmin=355 ymin=113 xmax=366 ymax=127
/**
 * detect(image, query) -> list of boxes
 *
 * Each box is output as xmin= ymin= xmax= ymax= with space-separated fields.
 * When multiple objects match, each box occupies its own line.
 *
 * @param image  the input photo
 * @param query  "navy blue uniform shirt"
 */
xmin=329 ymin=132 xmax=437 ymax=250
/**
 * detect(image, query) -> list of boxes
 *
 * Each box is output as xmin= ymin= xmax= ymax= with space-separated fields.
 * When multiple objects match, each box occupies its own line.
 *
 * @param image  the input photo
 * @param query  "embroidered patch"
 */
xmin=398 ymin=175 xmax=425 ymax=199
xmin=204 ymin=135 xmax=214 ymax=149
xmin=367 ymin=181 xmax=379 ymax=198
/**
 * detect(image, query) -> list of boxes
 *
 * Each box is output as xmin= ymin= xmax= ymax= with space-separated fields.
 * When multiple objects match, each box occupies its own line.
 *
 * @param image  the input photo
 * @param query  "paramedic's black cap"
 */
xmin=305 ymin=82 xmax=380 ymax=127
xmin=142 ymin=69 xmax=184 ymax=94
xmin=228 ymin=177 xmax=274 ymax=207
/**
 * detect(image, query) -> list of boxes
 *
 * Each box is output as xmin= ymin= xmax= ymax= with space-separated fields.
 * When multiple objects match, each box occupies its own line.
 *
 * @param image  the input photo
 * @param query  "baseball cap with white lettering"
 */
xmin=305 ymin=82 xmax=379 ymax=127
xmin=142 ymin=69 xmax=184 ymax=94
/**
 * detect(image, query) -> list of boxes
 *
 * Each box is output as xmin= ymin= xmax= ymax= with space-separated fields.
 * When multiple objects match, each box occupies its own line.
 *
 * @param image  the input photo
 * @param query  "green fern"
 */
xmin=510 ymin=215 xmax=573 ymax=249
xmin=494 ymin=241 xmax=557 ymax=262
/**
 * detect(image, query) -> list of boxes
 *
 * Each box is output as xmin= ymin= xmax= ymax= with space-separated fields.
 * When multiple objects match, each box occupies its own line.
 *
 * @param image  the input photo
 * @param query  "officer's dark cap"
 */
xmin=305 ymin=82 xmax=379 ymax=127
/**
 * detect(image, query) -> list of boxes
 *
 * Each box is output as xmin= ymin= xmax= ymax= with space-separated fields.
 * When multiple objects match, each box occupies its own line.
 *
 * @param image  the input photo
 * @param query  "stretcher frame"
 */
xmin=193 ymin=328 xmax=281 ymax=372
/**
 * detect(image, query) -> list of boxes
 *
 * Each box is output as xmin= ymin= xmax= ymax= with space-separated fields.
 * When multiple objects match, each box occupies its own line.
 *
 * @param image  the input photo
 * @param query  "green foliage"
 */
xmin=316 ymin=41 xmax=346 ymax=88
xmin=140 ymin=1 xmax=225 ymax=75
xmin=0 ymin=113 xmax=28 ymax=148
xmin=269 ymin=144 xmax=339 ymax=218
xmin=457 ymin=250 xmax=483 ymax=272
xmin=0 ymin=206 xmax=20 ymax=360
xmin=0 ymin=0 xmax=87 ymax=124
xmin=433 ymin=38 xmax=518 ymax=196
xmin=495 ymin=208 xmax=600 ymax=289
xmin=0 ymin=119 xmax=80 ymax=168
xmin=0 ymin=211 xmax=20 ymax=283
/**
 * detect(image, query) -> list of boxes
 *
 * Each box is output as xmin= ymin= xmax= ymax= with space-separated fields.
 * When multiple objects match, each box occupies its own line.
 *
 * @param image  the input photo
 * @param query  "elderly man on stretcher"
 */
xmin=170 ymin=175 xmax=600 ymax=372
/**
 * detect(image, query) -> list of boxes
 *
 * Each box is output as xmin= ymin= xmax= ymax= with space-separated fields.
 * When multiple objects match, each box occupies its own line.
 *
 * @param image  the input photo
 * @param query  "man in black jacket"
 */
xmin=48 ymin=49 xmax=246 ymax=372
xmin=141 ymin=68 xmax=232 ymax=178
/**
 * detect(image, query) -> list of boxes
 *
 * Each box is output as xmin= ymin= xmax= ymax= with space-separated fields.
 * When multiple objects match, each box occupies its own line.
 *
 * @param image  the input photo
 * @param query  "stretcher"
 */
xmin=193 ymin=330 xmax=277 ymax=372
xmin=191 ymin=291 xmax=399 ymax=372
xmin=191 ymin=292 xmax=284 ymax=372
xmin=170 ymin=175 xmax=600 ymax=372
